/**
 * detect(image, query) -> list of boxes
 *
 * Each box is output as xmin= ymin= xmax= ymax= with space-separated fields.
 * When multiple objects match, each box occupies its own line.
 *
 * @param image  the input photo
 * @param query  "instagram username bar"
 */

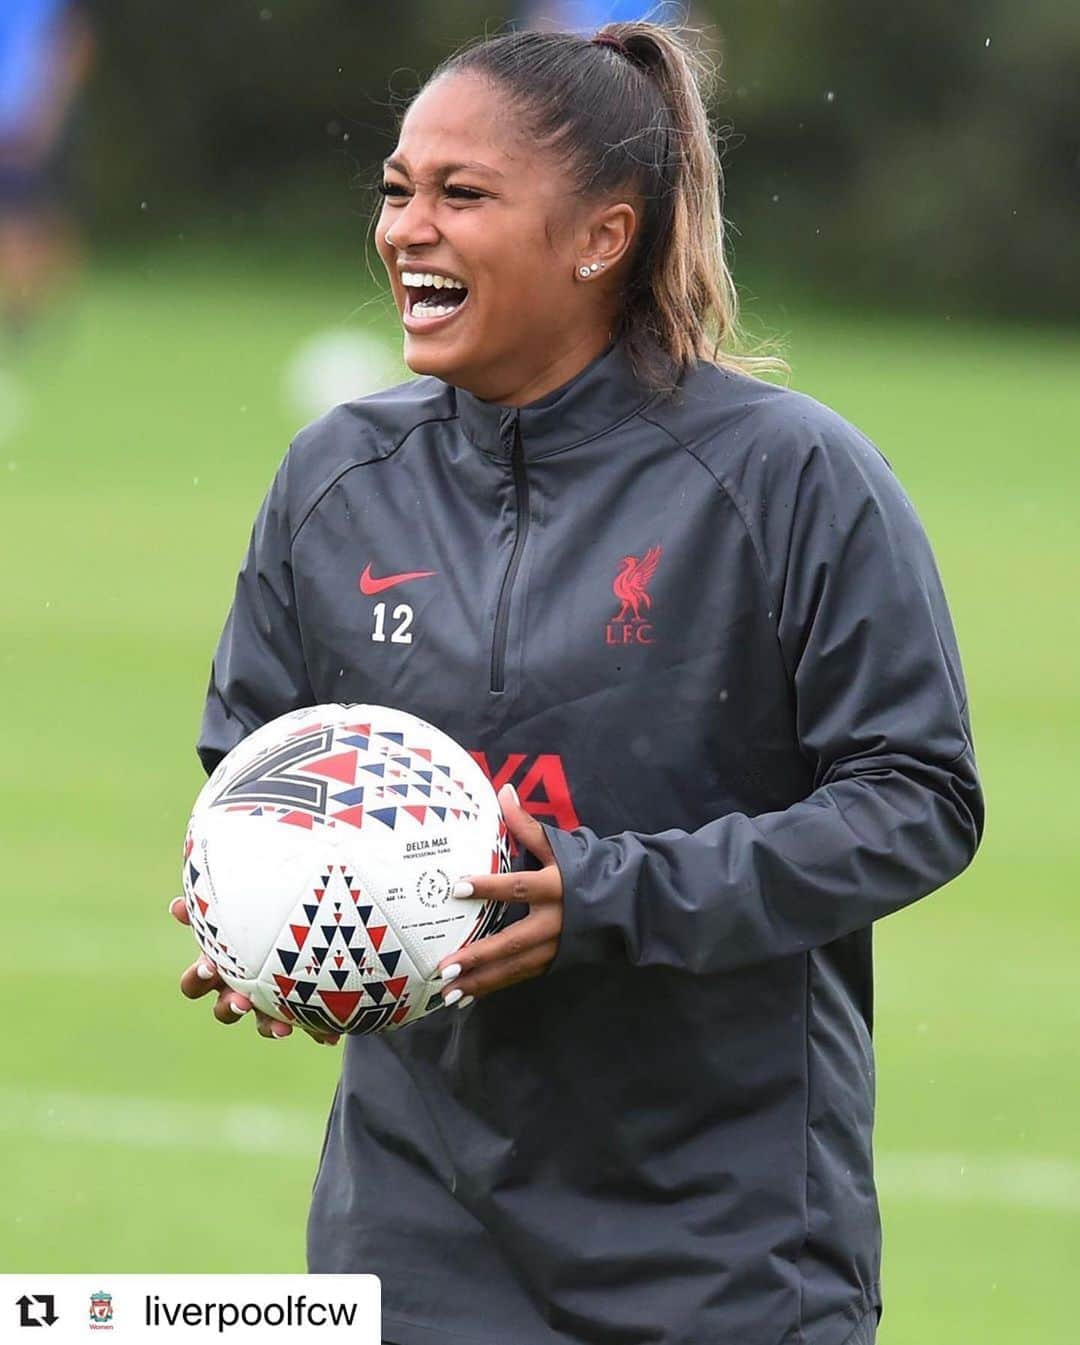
xmin=3 ymin=1275 xmax=381 ymax=1341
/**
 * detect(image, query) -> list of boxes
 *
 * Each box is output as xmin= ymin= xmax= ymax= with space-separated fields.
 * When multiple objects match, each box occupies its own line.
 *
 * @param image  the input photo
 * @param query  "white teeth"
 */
xmin=400 ymin=270 xmax=465 ymax=289
xmin=413 ymin=302 xmax=457 ymax=318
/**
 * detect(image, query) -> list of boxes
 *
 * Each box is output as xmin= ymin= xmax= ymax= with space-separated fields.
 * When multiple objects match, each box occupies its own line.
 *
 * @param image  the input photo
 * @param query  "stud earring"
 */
xmin=578 ymin=261 xmax=606 ymax=278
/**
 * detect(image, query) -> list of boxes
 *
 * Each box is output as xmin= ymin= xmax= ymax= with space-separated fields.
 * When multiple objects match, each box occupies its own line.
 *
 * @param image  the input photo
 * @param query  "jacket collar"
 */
xmin=453 ymin=340 xmax=655 ymax=460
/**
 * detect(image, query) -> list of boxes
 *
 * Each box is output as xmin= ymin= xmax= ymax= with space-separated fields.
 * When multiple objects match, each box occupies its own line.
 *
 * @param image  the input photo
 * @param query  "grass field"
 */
xmin=2 ymin=250 xmax=1077 ymax=1342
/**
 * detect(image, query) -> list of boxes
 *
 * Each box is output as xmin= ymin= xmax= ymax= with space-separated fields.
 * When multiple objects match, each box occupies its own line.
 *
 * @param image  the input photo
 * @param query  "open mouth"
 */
xmin=401 ymin=270 xmax=470 ymax=325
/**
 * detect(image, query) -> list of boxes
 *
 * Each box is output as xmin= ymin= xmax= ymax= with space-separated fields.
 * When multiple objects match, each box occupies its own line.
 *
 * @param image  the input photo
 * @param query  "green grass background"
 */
xmin=1 ymin=250 xmax=1077 ymax=1342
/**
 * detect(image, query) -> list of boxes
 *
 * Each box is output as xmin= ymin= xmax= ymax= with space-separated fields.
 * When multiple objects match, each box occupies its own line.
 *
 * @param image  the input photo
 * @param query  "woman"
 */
xmin=173 ymin=23 xmax=983 ymax=1345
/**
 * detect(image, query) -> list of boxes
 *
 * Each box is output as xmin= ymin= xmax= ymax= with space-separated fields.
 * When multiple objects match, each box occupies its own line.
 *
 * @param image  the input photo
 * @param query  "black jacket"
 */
xmin=198 ymin=341 xmax=983 ymax=1345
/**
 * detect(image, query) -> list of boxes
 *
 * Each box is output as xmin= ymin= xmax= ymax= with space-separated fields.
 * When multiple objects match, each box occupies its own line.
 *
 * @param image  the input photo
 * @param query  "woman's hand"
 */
xmin=169 ymin=897 xmax=340 ymax=1046
xmin=436 ymin=783 xmax=565 ymax=1007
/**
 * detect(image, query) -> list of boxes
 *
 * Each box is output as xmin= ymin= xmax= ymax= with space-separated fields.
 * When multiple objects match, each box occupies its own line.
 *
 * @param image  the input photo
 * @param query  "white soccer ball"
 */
xmin=181 ymin=704 xmax=511 ymax=1035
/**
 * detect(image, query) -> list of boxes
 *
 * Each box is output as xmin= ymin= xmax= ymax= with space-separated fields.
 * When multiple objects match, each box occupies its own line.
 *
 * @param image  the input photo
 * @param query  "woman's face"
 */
xmin=376 ymin=72 xmax=615 ymax=404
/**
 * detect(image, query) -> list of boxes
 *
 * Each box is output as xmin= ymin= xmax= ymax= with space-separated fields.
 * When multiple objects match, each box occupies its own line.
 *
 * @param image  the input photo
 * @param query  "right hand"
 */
xmin=170 ymin=896 xmax=341 ymax=1046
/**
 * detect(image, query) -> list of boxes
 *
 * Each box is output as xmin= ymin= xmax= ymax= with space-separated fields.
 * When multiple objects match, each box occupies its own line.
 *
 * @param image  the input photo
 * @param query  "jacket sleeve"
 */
xmin=196 ymin=451 xmax=315 ymax=775
xmin=545 ymin=418 xmax=984 ymax=975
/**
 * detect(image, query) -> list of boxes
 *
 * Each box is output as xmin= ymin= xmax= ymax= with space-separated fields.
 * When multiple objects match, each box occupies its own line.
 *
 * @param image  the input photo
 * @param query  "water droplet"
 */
xmin=193 ymin=476 xmax=200 ymax=487
xmin=719 ymin=689 xmax=729 ymax=702
xmin=140 ymin=201 xmax=148 ymax=211
xmin=984 ymin=36 xmax=991 ymax=48
xmin=825 ymin=90 xmax=836 ymax=103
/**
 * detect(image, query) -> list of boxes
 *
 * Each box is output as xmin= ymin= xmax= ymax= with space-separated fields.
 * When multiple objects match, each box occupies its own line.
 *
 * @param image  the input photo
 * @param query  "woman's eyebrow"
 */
xmin=383 ymin=156 xmax=504 ymax=180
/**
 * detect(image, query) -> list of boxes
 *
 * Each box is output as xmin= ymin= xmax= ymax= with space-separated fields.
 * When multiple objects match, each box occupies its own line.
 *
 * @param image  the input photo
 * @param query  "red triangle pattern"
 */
xmin=321 ymin=990 xmax=362 ymax=1023
xmin=280 ymin=811 xmax=314 ymax=830
xmin=300 ymin=750 xmax=358 ymax=784
xmin=333 ymin=806 xmax=365 ymax=829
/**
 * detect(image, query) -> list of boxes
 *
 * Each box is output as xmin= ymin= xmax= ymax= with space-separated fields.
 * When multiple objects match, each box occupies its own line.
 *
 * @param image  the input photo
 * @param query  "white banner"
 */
xmin=0 ymin=1276 xmax=380 ymax=1343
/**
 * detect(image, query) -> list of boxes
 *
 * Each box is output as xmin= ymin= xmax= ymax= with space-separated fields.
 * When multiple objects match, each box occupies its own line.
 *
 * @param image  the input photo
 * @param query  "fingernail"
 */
xmin=440 ymin=963 xmax=462 ymax=983
xmin=196 ymin=962 xmax=215 ymax=981
xmin=169 ymin=897 xmax=181 ymax=915
xmin=271 ymin=1021 xmax=292 ymax=1037
xmin=443 ymin=988 xmax=463 ymax=1007
xmin=229 ymin=1001 xmax=248 ymax=1015
xmin=452 ymin=882 xmax=474 ymax=899
xmin=323 ymin=1035 xmax=340 ymax=1046
xmin=506 ymin=783 xmax=520 ymax=807
xmin=456 ymin=995 xmax=475 ymax=1010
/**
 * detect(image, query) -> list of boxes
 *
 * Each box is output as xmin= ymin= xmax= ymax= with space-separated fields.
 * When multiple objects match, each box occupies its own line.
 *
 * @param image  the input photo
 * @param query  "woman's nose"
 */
xmin=384 ymin=194 xmax=440 ymax=249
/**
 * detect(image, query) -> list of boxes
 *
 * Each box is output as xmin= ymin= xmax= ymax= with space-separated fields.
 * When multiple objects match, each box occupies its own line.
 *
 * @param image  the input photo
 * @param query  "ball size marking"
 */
xmin=416 ymin=869 xmax=451 ymax=908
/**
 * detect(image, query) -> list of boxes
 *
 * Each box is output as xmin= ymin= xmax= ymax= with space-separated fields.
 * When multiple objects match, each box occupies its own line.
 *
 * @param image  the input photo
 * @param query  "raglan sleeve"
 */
xmin=544 ymin=412 xmax=984 ymax=975
xmin=196 ymin=448 xmax=316 ymax=775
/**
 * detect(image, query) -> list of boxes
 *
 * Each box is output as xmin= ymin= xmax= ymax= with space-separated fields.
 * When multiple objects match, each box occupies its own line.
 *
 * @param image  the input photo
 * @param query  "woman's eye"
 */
xmin=446 ymin=186 xmax=483 ymax=201
xmin=377 ymin=182 xmax=408 ymax=198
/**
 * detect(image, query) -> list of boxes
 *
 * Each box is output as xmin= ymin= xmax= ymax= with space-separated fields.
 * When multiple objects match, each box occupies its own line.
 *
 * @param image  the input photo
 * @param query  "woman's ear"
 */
xmin=582 ymin=202 xmax=637 ymax=271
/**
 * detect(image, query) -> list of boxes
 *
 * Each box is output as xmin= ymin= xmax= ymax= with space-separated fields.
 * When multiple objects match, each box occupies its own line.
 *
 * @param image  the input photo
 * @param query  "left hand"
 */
xmin=437 ymin=783 xmax=564 ymax=1007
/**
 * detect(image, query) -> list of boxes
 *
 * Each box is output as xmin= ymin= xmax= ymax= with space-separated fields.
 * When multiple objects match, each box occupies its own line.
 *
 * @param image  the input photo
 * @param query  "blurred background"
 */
xmin=1 ymin=1 xmax=1077 ymax=1341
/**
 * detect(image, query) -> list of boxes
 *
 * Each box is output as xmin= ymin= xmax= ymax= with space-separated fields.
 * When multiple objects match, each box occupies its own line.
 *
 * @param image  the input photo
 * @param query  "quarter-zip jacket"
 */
xmin=197 ymin=341 xmax=983 ymax=1345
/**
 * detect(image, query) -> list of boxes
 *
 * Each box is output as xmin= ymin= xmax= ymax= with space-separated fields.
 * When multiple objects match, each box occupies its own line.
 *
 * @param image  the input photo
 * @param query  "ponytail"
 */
xmin=427 ymin=23 xmax=784 ymax=392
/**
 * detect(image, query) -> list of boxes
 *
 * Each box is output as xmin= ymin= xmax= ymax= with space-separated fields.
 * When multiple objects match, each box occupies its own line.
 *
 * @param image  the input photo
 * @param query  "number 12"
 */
xmin=372 ymin=602 xmax=414 ymax=644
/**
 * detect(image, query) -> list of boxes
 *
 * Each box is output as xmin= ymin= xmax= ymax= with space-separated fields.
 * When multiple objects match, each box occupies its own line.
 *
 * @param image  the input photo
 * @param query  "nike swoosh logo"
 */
xmin=358 ymin=563 xmax=438 ymax=596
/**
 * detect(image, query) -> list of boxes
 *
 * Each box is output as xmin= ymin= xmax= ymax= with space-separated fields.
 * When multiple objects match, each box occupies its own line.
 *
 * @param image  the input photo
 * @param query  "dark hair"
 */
xmin=422 ymin=23 xmax=781 ymax=391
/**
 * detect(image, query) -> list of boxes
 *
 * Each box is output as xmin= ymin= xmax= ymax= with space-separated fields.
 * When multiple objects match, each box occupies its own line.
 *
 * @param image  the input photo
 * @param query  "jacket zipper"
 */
xmin=490 ymin=412 xmax=529 ymax=694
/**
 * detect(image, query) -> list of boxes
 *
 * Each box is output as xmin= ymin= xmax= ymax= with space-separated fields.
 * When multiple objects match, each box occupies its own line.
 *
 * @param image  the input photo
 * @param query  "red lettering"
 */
xmin=468 ymin=750 xmax=581 ymax=830
xmin=606 ymin=621 xmax=655 ymax=645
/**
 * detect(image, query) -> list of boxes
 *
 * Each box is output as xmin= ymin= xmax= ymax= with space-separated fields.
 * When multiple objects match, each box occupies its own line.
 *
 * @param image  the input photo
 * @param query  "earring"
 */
xmin=578 ymin=262 xmax=605 ymax=278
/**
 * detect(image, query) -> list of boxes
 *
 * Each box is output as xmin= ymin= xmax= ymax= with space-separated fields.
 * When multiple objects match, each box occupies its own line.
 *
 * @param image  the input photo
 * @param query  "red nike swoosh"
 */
xmin=358 ymin=563 xmax=438 ymax=596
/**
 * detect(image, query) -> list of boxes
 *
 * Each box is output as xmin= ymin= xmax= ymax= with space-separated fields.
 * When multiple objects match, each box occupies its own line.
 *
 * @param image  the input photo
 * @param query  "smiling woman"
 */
xmin=373 ymin=28 xmax=776 ymax=405
xmin=180 ymin=21 xmax=982 ymax=1345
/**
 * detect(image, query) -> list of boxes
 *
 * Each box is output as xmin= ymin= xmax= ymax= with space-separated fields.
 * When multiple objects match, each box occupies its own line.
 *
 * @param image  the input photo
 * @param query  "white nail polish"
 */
xmin=444 ymin=988 xmax=463 ymax=1007
xmin=196 ymin=962 xmax=214 ymax=980
xmin=506 ymin=783 xmax=520 ymax=807
xmin=456 ymin=995 xmax=475 ymax=1010
xmin=452 ymin=881 xmax=475 ymax=899
xmin=441 ymin=963 xmax=462 ymax=983
xmin=229 ymin=1001 xmax=248 ymax=1015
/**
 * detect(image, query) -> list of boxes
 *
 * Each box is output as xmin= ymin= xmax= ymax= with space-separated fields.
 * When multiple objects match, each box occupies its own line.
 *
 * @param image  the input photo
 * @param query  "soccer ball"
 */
xmin=181 ymin=704 xmax=511 ymax=1035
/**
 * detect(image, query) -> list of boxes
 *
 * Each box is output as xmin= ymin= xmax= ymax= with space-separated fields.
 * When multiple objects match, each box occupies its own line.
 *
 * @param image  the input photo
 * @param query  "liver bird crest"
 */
xmin=612 ymin=545 xmax=663 ymax=622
